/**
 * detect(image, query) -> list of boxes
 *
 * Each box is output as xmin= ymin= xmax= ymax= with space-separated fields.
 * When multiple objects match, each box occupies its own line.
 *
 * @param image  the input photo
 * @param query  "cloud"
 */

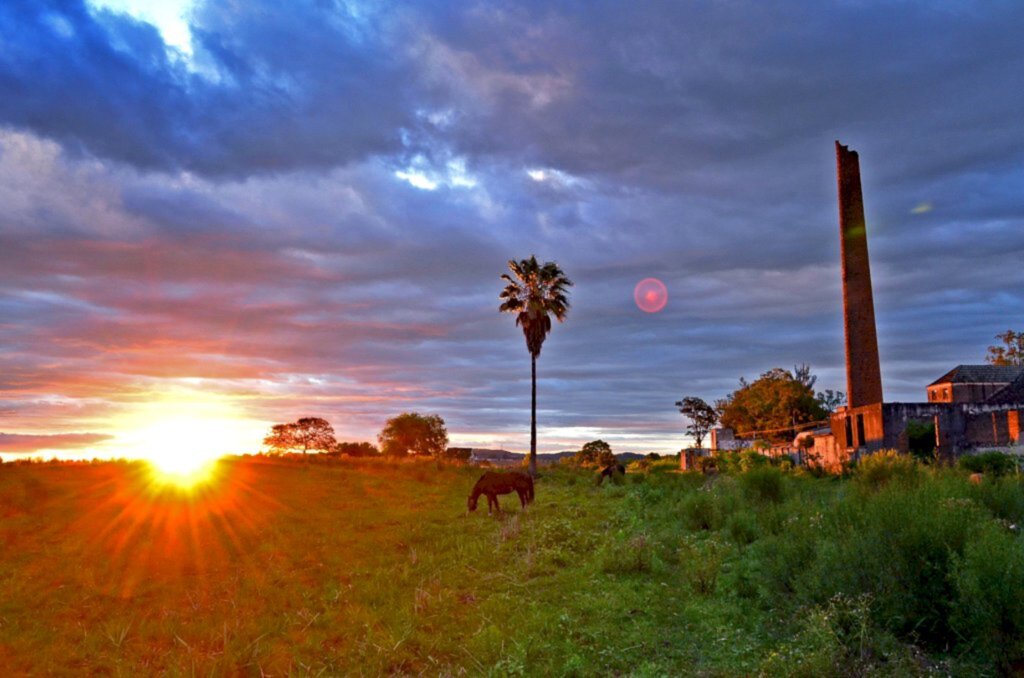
xmin=0 ymin=432 xmax=113 ymax=454
xmin=0 ymin=2 xmax=1022 ymax=454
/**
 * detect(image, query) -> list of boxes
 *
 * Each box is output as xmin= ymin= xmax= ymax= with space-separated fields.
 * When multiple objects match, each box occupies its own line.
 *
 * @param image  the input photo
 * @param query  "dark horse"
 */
xmin=467 ymin=471 xmax=534 ymax=514
xmin=597 ymin=463 xmax=626 ymax=485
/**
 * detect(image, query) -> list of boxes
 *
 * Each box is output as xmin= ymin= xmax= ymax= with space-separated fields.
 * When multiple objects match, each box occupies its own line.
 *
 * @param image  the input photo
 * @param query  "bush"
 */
xmin=758 ymin=594 xmax=915 ymax=677
xmin=718 ymin=450 xmax=771 ymax=474
xmin=725 ymin=510 xmax=760 ymax=546
xmin=809 ymin=482 xmax=984 ymax=649
xmin=959 ymin=451 xmax=1019 ymax=477
xmin=854 ymin=450 xmax=921 ymax=492
xmin=969 ymin=476 xmax=1024 ymax=524
xmin=695 ymin=455 xmax=718 ymax=474
xmin=629 ymin=458 xmax=653 ymax=474
xmin=680 ymin=491 xmax=724 ymax=531
xmin=950 ymin=522 xmax=1024 ymax=669
xmin=740 ymin=466 xmax=786 ymax=504
xmin=678 ymin=535 xmax=726 ymax=595
xmin=335 ymin=441 xmax=379 ymax=457
xmin=905 ymin=419 xmax=936 ymax=462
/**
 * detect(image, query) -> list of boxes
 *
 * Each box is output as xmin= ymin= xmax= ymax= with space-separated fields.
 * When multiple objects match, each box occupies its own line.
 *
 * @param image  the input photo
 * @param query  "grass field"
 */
xmin=2 ymin=454 xmax=1023 ymax=676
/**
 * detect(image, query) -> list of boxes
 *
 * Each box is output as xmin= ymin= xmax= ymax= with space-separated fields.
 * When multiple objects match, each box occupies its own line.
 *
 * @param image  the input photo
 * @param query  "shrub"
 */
xmin=809 ymin=482 xmax=984 ymax=649
xmin=758 ymin=594 xmax=915 ymax=677
xmin=731 ymin=450 xmax=771 ymax=474
xmin=680 ymin=491 xmax=724 ymax=531
xmin=740 ymin=466 xmax=786 ymax=504
xmin=905 ymin=419 xmax=936 ymax=462
xmin=969 ymin=476 xmax=1024 ymax=524
xmin=854 ymin=450 xmax=921 ymax=492
xmin=678 ymin=535 xmax=726 ymax=595
xmin=725 ymin=510 xmax=760 ymax=546
xmin=629 ymin=458 xmax=652 ymax=474
xmin=695 ymin=455 xmax=718 ymax=474
xmin=958 ymin=451 xmax=1019 ymax=477
xmin=335 ymin=441 xmax=379 ymax=457
xmin=950 ymin=522 xmax=1024 ymax=669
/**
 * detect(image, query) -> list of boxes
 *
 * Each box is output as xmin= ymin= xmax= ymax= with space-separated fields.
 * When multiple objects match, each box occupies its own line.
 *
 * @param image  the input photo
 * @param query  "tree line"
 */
xmin=263 ymin=412 xmax=455 ymax=459
xmin=677 ymin=365 xmax=846 ymax=448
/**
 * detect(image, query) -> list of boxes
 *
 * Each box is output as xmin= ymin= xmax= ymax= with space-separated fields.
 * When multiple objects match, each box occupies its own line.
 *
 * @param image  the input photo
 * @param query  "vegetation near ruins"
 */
xmin=2 ymin=453 xmax=1022 ymax=675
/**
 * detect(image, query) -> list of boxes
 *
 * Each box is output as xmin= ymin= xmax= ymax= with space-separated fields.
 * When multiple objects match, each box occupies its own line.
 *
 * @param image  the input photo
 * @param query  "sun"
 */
xmin=112 ymin=392 xmax=264 ymax=488
xmin=140 ymin=415 xmax=236 ymax=486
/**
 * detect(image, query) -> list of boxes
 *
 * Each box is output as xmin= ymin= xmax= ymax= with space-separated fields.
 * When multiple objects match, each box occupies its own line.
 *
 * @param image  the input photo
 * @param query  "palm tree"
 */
xmin=499 ymin=256 xmax=573 ymax=476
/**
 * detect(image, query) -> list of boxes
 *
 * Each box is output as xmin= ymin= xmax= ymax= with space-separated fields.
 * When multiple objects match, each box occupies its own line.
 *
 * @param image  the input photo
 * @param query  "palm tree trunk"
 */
xmin=530 ymin=353 xmax=537 ymax=477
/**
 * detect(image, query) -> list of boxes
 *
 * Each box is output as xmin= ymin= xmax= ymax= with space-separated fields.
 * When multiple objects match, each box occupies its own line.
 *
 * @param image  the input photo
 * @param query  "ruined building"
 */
xmin=816 ymin=142 xmax=1024 ymax=468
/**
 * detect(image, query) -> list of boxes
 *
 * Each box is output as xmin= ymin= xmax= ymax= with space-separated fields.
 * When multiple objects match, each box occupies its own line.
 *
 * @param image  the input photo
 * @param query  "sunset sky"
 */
xmin=1 ymin=1 xmax=1022 ymax=460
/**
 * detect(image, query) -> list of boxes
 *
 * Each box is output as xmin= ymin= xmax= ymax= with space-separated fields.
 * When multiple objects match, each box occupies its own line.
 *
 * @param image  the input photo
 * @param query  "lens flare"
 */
xmin=634 ymin=277 xmax=668 ymax=313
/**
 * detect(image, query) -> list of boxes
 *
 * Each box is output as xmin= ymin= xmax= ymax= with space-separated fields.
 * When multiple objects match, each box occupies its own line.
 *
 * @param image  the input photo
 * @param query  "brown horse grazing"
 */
xmin=597 ymin=463 xmax=626 ymax=485
xmin=467 ymin=472 xmax=534 ymax=514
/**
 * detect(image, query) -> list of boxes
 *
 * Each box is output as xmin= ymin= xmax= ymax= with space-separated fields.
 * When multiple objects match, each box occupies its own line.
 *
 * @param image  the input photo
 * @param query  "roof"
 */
xmin=928 ymin=364 xmax=1024 ymax=387
xmin=986 ymin=371 xmax=1024 ymax=405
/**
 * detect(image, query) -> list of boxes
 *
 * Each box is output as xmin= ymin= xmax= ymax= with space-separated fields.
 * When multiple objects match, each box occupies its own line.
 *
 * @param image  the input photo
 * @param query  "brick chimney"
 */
xmin=836 ymin=141 xmax=883 ymax=408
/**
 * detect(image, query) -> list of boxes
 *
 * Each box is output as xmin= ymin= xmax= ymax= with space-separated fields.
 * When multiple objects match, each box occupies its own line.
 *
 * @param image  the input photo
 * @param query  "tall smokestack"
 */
xmin=836 ymin=141 xmax=883 ymax=408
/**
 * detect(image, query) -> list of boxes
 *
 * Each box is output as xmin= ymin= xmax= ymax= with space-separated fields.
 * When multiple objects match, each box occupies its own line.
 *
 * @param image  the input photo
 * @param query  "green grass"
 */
xmin=1 ymin=454 xmax=1022 ymax=675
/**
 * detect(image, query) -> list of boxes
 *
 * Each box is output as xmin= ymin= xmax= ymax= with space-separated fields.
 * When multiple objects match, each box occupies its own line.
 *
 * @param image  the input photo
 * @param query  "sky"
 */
xmin=1 ymin=0 xmax=1022 ymax=460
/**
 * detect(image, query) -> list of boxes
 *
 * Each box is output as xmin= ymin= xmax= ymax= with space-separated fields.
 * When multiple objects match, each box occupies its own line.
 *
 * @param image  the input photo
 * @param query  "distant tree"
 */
xmin=986 ymin=330 xmax=1024 ymax=367
xmin=816 ymin=389 xmax=847 ymax=413
xmin=717 ymin=368 xmax=828 ymax=444
xmin=499 ymin=256 xmax=573 ymax=477
xmin=442 ymin=447 xmax=473 ymax=462
xmin=905 ymin=420 xmax=937 ymax=463
xmin=575 ymin=440 xmax=616 ymax=467
xmin=793 ymin=363 xmax=817 ymax=391
xmin=674 ymin=396 xmax=718 ymax=448
xmin=378 ymin=413 xmax=449 ymax=457
xmin=334 ymin=441 xmax=379 ymax=457
xmin=263 ymin=417 xmax=337 ymax=455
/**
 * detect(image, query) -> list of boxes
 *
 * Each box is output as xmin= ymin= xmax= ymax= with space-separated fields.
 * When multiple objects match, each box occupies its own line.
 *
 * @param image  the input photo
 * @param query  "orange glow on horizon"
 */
xmin=109 ymin=390 xmax=266 ymax=487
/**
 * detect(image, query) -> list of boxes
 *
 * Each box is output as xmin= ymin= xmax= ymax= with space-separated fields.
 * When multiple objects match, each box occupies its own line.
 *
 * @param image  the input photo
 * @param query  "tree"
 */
xmin=575 ymin=439 xmax=616 ymax=467
xmin=378 ymin=412 xmax=449 ymax=457
xmin=442 ymin=447 xmax=472 ymax=462
xmin=716 ymin=368 xmax=828 ymax=444
xmin=334 ymin=441 xmax=379 ymax=457
xmin=986 ymin=330 xmax=1024 ymax=367
xmin=499 ymin=256 xmax=573 ymax=476
xmin=816 ymin=389 xmax=847 ymax=413
xmin=674 ymin=396 xmax=718 ymax=448
xmin=263 ymin=417 xmax=337 ymax=455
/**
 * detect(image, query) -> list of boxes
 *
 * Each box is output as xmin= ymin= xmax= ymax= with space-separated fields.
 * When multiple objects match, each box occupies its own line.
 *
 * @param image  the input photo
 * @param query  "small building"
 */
xmin=709 ymin=427 xmax=750 ymax=452
xmin=926 ymin=365 xmax=1024 ymax=403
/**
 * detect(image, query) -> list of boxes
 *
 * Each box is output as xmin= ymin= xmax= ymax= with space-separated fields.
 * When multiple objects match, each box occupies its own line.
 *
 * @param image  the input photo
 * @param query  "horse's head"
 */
xmin=467 ymin=493 xmax=478 ymax=512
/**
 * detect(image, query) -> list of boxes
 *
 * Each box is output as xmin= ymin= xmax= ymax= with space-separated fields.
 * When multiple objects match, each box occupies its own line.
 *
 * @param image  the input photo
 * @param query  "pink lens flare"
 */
xmin=633 ymin=278 xmax=668 ymax=313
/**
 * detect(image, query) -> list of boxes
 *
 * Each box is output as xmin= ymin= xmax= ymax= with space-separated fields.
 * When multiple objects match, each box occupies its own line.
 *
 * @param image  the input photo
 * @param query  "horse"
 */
xmin=467 ymin=471 xmax=534 ymax=514
xmin=596 ymin=463 xmax=626 ymax=486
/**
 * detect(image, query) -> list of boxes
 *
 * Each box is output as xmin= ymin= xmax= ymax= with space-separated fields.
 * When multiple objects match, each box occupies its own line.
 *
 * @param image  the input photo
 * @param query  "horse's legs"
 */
xmin=517 ymin=488 xmax=526 ymax=508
